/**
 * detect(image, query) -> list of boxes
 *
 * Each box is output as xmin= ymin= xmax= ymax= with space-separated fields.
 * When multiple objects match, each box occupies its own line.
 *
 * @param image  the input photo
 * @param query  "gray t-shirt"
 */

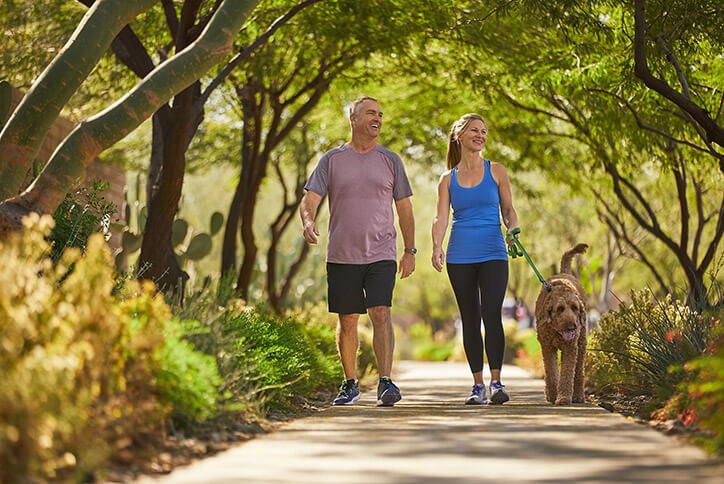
xmin=304 ymin=143 xmax=413 ymax=264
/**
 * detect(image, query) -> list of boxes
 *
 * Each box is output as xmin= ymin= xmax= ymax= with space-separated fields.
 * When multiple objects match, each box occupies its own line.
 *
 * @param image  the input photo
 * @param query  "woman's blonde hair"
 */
xmin=445 ymin=113 xmax=486 ymax=169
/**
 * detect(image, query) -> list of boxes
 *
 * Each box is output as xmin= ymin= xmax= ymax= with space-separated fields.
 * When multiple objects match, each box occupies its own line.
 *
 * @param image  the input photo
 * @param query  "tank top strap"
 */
xmin=483 ymin=158 xmax=494 ymax=186
xmin=451 ymin=165 xmax=460 ymax=188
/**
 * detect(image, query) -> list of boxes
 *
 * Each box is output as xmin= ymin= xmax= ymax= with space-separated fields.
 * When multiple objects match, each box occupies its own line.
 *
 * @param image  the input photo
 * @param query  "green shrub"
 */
xmin=651 ymin=312 xmax=724 ymax=456
xmin=49 ymin=180 xmax=116 ymax=262
xmin=222 ymin=307 xmax=340 ymax=410
xmin=156 ymin=319 xmax=223 ymax=425
xmin=407 ymin=322 xmax=456 ymax=361
xmin=587 ymin=289 xmax=715 ymax=404
xmin=174 ymin=293 xmax=342 ymax=414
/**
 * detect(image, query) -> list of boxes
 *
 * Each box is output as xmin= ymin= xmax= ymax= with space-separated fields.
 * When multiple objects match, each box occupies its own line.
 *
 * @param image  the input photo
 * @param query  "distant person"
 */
xmin=431 ymin=113 xmax=519 ymax=405
xmin=300 ymin=96 xmax=416 ymax=407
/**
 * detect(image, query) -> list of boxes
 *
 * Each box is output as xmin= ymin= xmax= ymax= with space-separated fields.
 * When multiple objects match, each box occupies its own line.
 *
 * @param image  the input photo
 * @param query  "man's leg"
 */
xmin=367 ymin=306 xmax=394 ymax=377
xmin=337 ymin=313 xmax=360 ymax=380
xmin=368 ymin=305 xmax=402 ymax=406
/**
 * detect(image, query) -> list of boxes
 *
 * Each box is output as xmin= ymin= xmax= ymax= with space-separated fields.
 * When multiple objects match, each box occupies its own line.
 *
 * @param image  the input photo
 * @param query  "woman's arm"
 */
xmin=431 ymin=171 xmax=452 ymax=272
xmin=492 ymin=162 xmax=519 ymax=236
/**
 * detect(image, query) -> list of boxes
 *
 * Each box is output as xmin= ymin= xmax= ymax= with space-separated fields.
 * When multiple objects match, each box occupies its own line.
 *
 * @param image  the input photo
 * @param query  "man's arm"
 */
xmin=300 ymin=190 xmax=323 ymax=244
xmin=395 ymin=196 xmax=415 ymax=278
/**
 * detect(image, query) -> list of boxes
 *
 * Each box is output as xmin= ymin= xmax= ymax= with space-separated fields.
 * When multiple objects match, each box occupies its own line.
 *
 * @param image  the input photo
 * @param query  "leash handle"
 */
xmin=506 ymin=227 xmax=523 ymax=258
xmin=506 ymin=228 xmax=552 ymax=291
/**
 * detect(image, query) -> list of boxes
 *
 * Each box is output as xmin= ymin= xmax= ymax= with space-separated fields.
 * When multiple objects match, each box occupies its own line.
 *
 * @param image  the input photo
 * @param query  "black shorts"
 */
xmin=327 ymin=260 xmax=397 ymax=314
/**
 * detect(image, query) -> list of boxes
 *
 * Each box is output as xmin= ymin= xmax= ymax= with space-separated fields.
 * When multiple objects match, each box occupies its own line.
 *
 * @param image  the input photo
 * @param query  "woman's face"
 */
xmin=457 ymin=119 xmax=487 ymax=152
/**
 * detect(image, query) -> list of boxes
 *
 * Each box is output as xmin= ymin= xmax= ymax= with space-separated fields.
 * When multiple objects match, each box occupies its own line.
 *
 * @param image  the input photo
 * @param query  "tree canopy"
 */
xmin=1 ymin=0 xmax=722 ymax=312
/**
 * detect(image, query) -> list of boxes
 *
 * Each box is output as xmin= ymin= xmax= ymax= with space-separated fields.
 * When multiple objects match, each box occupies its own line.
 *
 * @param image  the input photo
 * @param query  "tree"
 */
xmin=218 ymin=0 xmax=459 ymax=308
xmin=449 ymin=0 xmax=724 ymax=308
xmin=132 ymin=0 xmax=320 ymax=294
xmin=0 ymin=0 xmax=260 ymax=241
xmin=219 ymin=5 xmax=352 ymax=303
xmin=633 ymin=0 xmax=724 ymax=171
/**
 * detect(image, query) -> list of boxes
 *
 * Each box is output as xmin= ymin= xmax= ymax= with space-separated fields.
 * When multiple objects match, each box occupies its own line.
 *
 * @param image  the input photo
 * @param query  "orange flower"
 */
xmin=679 ymin=408 xmax=696 ymax=426
xmin=665 ymin=329 xmax=683 ymax=343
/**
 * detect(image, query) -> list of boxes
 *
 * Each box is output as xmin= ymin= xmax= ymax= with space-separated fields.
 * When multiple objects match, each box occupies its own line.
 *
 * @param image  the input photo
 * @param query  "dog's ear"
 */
xmin=539 ymin=296 xmax=554 ymax=327
xmin=537 ymin=313 xmax=550 ymax=328
xmin=575 ymin=296 xmax=587 ymax=330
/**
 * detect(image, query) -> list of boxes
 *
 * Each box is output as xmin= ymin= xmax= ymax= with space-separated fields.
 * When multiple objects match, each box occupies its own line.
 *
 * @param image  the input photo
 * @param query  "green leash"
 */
xmin=506 ymin=227 xmax=552 ymax=292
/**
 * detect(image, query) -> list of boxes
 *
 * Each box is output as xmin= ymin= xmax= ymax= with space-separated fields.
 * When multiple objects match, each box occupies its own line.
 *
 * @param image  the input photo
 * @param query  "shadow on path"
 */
xmin=138 ymin=361 xmax=723 ymax=483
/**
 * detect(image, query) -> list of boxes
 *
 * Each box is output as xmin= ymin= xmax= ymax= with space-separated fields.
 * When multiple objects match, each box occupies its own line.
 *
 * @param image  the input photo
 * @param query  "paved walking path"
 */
xmin=138 ymin=361 xmax=723 ymax=483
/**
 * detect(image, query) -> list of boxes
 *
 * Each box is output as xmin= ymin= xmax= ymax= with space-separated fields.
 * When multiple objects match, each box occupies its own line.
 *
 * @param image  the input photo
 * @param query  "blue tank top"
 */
xmin=447 ymin=159 xmax=508 ymax=264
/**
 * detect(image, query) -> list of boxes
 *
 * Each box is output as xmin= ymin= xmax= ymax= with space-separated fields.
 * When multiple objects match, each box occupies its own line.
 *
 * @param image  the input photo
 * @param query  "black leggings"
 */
xmin=447 ymin=260 xmax=508 ymax=373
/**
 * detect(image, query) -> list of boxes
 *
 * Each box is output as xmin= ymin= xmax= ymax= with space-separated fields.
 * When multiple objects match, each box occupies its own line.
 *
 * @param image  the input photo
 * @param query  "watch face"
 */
xmin=406 ymin=248 xmax=417 ymax=255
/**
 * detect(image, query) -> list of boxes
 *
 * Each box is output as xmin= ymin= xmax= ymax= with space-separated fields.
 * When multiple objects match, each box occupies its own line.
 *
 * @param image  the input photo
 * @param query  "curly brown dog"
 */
xmin=535 ymin=243 xmax=588 ymax=405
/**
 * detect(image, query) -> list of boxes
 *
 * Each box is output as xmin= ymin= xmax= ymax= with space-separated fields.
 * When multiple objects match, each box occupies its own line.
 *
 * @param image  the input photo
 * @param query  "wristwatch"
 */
xmin=404 ymin=247 xmax=417 ymax=255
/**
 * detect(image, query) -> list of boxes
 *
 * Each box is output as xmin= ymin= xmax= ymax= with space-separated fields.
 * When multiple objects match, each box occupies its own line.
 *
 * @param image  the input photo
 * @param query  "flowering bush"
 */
xmin=682 ymin=329 xmax=723 ymax=456
xmin=587 ymin=289 xmax=714 ymax=403
xmin=654 ymin=319 xmax=724 ymax=456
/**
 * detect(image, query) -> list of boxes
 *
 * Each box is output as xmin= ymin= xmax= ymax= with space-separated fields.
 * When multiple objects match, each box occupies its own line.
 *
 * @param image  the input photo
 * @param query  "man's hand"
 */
xmin=399 ymin=252 xmax=415 ymax=279
xmin=303 ymin=220 xmax=320 ymax=244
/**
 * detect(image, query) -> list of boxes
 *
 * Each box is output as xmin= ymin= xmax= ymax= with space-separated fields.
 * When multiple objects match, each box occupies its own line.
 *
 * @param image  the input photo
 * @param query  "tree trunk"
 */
xmin=137 ymin=1 xmax=203 ymax=293
xmin=137 ymin=84 xmax=196 ymax=291
xmin=221 ymin=180 xmax=244 ymax=277
xmin=236 ymin=193 xmax=259 ymax=301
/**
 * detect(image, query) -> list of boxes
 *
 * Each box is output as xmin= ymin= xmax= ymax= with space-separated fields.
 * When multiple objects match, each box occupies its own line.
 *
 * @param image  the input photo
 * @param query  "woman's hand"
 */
xmin=432 ymin=247 xmax=445 ymax=272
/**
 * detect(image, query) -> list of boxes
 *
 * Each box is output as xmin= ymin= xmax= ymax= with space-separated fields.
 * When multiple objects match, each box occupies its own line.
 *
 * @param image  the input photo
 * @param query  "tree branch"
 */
xmin=633 ymin=0 xmax=724 ymax=153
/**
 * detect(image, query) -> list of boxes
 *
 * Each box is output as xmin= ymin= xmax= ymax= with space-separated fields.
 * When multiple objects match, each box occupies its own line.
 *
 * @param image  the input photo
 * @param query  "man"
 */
xmin=300 ymin=96 xmax=416 ymax=407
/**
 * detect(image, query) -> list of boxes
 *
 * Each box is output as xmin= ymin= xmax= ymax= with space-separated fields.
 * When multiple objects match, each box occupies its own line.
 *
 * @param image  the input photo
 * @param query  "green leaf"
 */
xmin=121 ymin=230 xmax=142 ymax=253
xmin=209 ymin=211 xmax=224 ymax=235
xmin=185 ymin=233 xmax=212 ymax=261
xmin=172 ymin=218 xmax=189 ymax=247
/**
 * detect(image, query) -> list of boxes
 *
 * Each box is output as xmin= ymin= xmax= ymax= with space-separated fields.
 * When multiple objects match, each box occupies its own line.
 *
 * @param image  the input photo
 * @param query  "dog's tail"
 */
xmin=560 ymin=243 xmax=588 ymax=274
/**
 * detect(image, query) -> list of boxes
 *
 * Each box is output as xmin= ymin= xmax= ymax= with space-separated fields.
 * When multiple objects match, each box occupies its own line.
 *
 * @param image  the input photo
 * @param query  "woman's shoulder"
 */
xmin=488 ymin=160 xmax=510 ymax=184
xmin=439 ymin=168 xmax=454 ymax=181
xmin=489 ymin=160 xmax=509 ymax=172
xmin=437 ymin=168 xmax=453 ymax=188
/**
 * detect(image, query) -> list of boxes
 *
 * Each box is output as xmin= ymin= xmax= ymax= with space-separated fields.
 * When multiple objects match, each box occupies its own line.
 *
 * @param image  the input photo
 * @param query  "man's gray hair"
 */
xmin=349 ymin=96 xmax=379 ymax=116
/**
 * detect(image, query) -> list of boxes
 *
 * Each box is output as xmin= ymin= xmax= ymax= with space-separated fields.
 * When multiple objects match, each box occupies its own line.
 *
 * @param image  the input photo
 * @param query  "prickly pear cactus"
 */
xmin=115 ymin=202 xmax=224 ymax=273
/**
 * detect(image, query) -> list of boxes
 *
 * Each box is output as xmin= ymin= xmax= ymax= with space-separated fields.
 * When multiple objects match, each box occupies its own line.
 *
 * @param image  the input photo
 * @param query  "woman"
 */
xmin=431 ymin=113 xmax=518 ymax=405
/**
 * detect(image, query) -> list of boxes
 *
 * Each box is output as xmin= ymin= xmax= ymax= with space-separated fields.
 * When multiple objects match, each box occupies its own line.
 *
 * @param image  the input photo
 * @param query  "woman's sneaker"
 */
xmin=465 ymin=383 xmax=488 ymax=405
xmin=377 ymin=377 xmax=402 ymax=406
xmin=332 ymin=379 xmax=360 ymax=406
xmin=489 ymin=381 xmax=510 ymax=404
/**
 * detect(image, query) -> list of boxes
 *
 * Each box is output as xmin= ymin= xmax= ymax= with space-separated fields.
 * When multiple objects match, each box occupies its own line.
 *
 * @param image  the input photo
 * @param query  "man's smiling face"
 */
xmin=351 ymin=99 xmax=382 ymax=139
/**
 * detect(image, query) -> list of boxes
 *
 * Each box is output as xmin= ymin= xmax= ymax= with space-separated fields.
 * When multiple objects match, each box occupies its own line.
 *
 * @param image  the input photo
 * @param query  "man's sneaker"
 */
xmin=332 ymin=379 xmax=360 ymax=406
xmin=465 ymin=383 xmax=488 ymax=405
xmin=489 ymin=381 xmax=510 ymax=405
xmin=377 ymin=377 xmax=402 ymax=406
